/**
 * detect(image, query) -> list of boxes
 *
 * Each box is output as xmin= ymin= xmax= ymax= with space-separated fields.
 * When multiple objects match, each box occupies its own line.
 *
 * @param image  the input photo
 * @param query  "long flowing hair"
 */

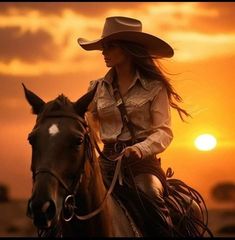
xmin=117 ymin=40 xmax=191 ymax=121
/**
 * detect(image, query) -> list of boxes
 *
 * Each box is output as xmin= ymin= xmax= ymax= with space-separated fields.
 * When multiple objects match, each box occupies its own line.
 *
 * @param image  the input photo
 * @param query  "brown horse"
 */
xmin=23 ymin=83 xmax=140 ymax=237
xmin=23 ymin=83 xmax=213 ymax=237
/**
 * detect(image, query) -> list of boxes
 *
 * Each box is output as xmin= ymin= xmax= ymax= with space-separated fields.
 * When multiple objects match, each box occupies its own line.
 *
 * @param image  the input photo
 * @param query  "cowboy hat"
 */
xmin=77 ymin=16 xmax=174 ymax=58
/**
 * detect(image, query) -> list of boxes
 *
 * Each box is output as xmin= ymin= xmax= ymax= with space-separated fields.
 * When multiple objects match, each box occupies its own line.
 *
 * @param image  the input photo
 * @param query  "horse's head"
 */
xmin=22 ymin=83 xmax=98 ymax=230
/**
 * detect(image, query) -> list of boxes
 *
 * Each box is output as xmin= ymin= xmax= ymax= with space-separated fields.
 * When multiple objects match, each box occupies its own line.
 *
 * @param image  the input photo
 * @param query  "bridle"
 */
xmin=29 ymin=111 xmax=123 ymax=225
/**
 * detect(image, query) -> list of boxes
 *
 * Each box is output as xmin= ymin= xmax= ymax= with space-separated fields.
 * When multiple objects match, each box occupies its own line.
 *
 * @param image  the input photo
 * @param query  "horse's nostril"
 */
xmin=42 ymin=201 xmax=51 ymax=213
xmin=43 ymin=200 xmax=56 ymax=221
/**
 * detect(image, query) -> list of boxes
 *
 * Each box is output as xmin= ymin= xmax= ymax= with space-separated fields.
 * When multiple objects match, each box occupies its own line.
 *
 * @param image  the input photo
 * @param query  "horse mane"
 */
xmin=78 ymin=126 xmax=113 ymax=237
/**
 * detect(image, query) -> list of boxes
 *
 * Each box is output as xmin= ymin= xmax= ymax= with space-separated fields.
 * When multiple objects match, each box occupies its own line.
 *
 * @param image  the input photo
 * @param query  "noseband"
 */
xmin=33 ymin=168 xmax=80 ymax=194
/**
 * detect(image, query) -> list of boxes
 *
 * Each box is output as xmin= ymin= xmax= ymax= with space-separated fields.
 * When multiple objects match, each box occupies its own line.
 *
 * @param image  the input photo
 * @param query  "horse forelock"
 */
xmin=35 ymin=94 xmax=78 ymax=123
xmin=51 ymin=94 xmax=73 ymax=111
xmin=57 ymin=94 xmax=71 ymax=105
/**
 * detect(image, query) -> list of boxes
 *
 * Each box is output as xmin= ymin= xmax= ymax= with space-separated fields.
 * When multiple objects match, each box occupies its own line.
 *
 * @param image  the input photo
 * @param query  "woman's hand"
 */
xmin=122 ymin=146 xmax=142 ymax=160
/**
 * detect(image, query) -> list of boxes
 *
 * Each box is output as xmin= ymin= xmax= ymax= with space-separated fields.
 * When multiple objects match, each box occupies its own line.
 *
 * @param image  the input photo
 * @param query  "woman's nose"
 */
xmin=102 ymin=47 xmax=109 ymax=55
xmin=102 ymin=49 xmax=106 ymax=55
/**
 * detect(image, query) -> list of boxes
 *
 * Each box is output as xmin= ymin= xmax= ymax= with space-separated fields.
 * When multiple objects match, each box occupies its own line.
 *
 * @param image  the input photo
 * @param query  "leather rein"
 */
xmin=32 ymin=112 xmax=123 ymax=223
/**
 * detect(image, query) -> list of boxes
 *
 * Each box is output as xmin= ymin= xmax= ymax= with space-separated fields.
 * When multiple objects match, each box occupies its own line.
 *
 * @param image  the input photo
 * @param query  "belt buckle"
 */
xmin=114 ymin=142 xmax=126 ymax=154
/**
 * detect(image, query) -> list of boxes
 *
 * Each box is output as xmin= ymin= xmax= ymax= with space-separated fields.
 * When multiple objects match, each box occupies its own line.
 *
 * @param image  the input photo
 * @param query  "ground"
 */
xmin=0 ymin=200 xmax=234 ymax=237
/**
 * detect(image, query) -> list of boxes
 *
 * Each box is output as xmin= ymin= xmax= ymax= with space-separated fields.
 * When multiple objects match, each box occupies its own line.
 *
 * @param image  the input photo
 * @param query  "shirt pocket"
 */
xmin=97 ymin=96 xmax=122 ymax=138
xmin=126 ymin=95 xmax=152 ymax=130
xmin=128 ymin=96 xmax=150 ymax=108
xmin=97 ymin=97 xmax=116 ymax=114
xmin=97 ymin=96 xmax=121 ymax=125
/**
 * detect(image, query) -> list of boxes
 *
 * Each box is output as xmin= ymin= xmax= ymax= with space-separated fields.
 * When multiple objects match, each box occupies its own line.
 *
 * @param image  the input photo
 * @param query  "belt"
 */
xmin=103 ymin=138 xmax=145 ymax=154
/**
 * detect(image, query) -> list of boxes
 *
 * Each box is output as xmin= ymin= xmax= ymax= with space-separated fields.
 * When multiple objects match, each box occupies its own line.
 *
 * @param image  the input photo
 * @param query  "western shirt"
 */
xmin=87 ymin=69 xmax=173 ymax=158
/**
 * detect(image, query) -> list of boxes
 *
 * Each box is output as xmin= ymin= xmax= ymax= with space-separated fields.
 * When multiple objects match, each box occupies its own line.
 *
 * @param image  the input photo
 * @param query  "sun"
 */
xmin=194 ymin=134 xmax=217 ymax=151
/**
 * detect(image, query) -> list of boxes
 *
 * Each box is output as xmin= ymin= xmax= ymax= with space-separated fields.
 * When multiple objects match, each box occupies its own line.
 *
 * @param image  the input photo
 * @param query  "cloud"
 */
xmin=190 ymin=2 xmax=235 ymax=34
xmin=168 ymin=31 xmax=235 ymax=62
xmin=0 ymin=27 xmax=59 ymax=63
xmin=140 ymin=2 xmax=235 ymax=34
xmin=0 ymin=51 xmax=104 ymax=76
xmin=0 ymin=70 xmax=103 ymax=125
xmin=0 ymin=2 xmax=145 ymax=16
xmin=1 ymin=1 xmax=235 ymax=77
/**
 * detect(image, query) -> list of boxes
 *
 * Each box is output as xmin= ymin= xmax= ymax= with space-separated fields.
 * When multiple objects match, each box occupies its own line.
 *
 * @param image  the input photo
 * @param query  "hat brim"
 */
xmin=77 ymin=31 xmax=174 ymax=58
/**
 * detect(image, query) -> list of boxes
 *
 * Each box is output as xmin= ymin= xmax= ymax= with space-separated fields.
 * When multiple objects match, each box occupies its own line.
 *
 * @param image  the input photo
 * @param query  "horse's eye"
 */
xmin=71 ymin=136 xmax=84 ymax=148
xmin=75 ymin=136 xmax=84 ymax=145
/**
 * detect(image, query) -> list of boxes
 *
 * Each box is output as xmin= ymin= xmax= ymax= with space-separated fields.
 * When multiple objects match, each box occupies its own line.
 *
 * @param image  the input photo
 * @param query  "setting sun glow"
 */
xmin=0 ymin=2 xmax=235 ymax=211
xmin=194 ymin=134 xmax=217 ymax=151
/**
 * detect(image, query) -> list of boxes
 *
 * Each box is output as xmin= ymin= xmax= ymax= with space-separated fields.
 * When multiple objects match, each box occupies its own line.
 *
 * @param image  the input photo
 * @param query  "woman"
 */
xmin=77 ymin=16 xmax=205 ymax=237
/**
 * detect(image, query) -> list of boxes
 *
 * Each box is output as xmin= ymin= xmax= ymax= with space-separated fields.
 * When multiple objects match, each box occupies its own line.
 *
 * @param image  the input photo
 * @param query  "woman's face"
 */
xmin=102 ymin=41 xmax=128 ymax=68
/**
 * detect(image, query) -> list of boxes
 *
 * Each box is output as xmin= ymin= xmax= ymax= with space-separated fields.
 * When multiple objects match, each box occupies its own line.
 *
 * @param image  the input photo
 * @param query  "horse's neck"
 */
xmin=77 ymin=155 xmax=113 ymax=237
xmin=63 ymin=153 xmax=139 ymax=237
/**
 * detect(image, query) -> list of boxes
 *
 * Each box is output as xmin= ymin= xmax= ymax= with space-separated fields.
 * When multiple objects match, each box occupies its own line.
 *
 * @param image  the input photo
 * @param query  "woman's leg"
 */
xmin=133 ymin=173 xmax=173 ymax=236
xmin=134 ymin=173 xmax=164 ymax=199
xmin=135 ymin=174 xmax=204 ymax=236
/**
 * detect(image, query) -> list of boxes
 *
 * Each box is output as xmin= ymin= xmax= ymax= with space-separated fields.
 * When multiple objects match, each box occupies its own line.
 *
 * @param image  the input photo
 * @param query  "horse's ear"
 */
xmin=74 ymin=81 xmax=99 ymax=117
xmin=22 ymin=83 xmax=45 ymax=115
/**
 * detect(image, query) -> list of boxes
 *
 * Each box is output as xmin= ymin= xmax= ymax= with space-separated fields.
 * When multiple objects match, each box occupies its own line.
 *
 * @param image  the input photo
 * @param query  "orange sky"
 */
xmin=0 ymin=2 xmax=235 ymax=209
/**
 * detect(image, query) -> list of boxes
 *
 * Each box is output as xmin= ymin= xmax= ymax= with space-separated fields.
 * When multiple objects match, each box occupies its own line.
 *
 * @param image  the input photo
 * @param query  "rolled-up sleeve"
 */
xmin=134 ymin=86 xmax=173 ymax=158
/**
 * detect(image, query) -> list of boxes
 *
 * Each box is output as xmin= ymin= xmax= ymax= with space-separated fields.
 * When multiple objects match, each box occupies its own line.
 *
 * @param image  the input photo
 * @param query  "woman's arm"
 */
xmin=133 ymin=86 xmax=173 ymax=158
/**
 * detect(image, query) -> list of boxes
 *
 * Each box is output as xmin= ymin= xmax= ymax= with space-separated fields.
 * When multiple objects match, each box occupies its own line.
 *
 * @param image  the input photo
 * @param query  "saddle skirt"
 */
xmin=111 ymin=175 xmax=213 ymax=237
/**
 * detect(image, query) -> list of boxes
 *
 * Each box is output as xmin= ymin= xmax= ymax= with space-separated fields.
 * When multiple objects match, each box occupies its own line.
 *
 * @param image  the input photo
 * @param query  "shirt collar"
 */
xmin=103 ymin=68 xmax=114 ymax=84
xmin=102 ymin=68 xmax=149 ymax=91
xmin=133 ymin=70 xmax=149 ymax=91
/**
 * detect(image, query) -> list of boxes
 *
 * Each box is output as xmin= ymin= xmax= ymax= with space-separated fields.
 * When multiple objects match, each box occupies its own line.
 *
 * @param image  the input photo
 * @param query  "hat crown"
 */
xmin=101 ymin=16 xmax=142 ymax=38
xmin=78 ymin=16 xmax=174 ymax=58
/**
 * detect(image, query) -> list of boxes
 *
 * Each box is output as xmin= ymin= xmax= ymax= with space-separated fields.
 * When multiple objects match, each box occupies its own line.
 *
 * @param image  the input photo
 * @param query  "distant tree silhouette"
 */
xmin=218 ymin=224 xmax=235 ymax=235
xmin=0 ymin=183 xmax=9 ymax=202
xmin=211 ymin=182 xmax=235 ymax=203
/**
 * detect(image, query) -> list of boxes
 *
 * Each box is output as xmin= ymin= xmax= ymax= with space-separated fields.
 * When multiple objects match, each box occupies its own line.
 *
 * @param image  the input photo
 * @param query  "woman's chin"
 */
xmin=105 ymin=62 xmax=112 ymax=68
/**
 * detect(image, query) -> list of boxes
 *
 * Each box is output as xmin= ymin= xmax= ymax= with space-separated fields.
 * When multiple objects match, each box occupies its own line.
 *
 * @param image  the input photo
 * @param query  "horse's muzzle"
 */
xmin=27 ymin=198 xmax=57 ymax=229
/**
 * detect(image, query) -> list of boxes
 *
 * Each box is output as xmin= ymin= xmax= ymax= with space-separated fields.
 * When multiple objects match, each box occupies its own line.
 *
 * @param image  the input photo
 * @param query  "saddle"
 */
xmin=112 ymin=181 xmax=174 ymax=237
xmin=109 ymin=169 xmax=213 ymax=237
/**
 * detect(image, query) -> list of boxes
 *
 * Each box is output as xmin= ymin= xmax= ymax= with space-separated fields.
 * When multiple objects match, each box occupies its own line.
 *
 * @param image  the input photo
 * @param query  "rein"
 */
xmin=63 ymin=130 xmax=124 ymax=221
xmin=73 ymin=150 xmax=123 ymax=220
xmin=32 ymin=112 xmax=123 ymax=223
xmin=34 ymin=168 xmax=72 ymax=193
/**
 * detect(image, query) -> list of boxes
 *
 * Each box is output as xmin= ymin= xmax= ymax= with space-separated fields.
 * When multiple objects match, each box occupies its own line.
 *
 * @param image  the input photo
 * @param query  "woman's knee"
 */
xmin=134 ymin=173 xmax=164 ymax=199
xmin=179 ymin=192 xmax=203 ymax=221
